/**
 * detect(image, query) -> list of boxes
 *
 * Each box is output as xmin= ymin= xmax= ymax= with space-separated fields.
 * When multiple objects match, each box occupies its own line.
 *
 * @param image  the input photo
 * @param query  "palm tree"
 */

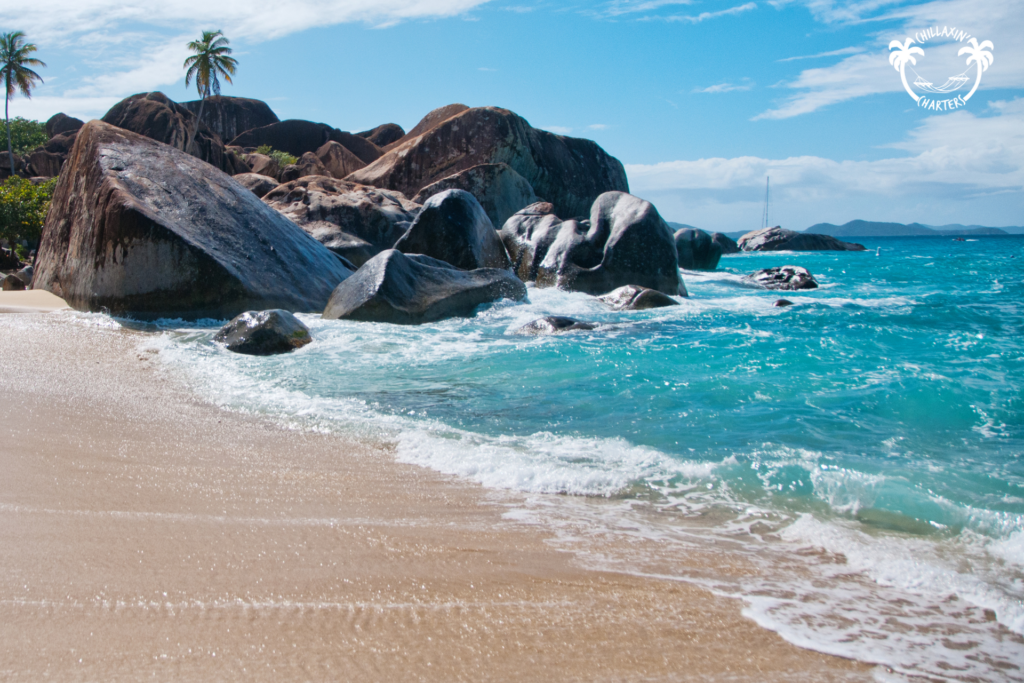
xmin=182 ymin=30 xmax=237 ymax=156
xmin=958 ymin=37 xmax=995 ymax=102
xmin=1 ymin=31 xmax=45 ymax=175
xmin=888 ymin=38 xmax=924 ymax=102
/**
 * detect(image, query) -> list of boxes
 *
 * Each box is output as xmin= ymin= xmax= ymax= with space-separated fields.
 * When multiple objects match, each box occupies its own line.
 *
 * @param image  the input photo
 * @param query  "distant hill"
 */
xmin=666 ymin=222 xmax=700 ymax=232
xmin=804 ymin=220 xmax=1020 ymax=237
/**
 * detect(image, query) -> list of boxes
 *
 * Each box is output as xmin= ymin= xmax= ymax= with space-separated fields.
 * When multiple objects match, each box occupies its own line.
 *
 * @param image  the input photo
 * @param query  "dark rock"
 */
xmin=0 ymin=152 xmax=23 ymax=179
xmin=598 ymin=284 xmax=679 ymax=311
xmin=302 ymin=222 xmax=379 ymax=268
xmin=213 ymin=309 xmax=312 ymax=355
xmin=229 ymin=120 xmax=382 ymax=165
xmin=711 ymin=232 xmax=740 ymax=254
xmin=315 ymin=141 xmax=365 ymax=179
xmin=2 ymin=274 xmax=26 ymax=290
xmin=45 ymin=113 xmax=84 ymax=138
xmin=24 ymin=131 xmax=79 ymax=177
xmin=234 ymin=173 xmax=280 ymax=198
xmin=773 ymin=299 xmax=794 ymax=307
xmin=33 ymin=121 xmax=352 ymax=319
xmin=101 ymin=92 xmax=247 ymax=175
xmin=394 ymin=189 xmax=509 ymax=271
xmin=244 ymin=153 xmax=280 ymax=180
xmin=0 ymin=248 xmax=20 ymax=270
xmin=179 ymin=96 xmax=280 ymax=144
xmin=357 ymin=123 xmax=405 ymax=148
xmin=14 ymin=265 xmax=33 ymax=285
xmin=412 ymin=163 xmax=539 ymax=230
xmin=675 ymin=228 xmax=722 ymax=271
xmin=500 ymin=192 xmax=685 ymax=296
xmin=279 ymin=152 xmax=327 ymax=182
xmin=384 ymin=104 xmax=468 ymax=151
xmin=744 ymin=266 xmax=818 ymax=291
xmin=323 ymin=249 xmax=526 ymax=325
xmin=348 ymin=106 xmax=629 ymax=220
xmin=738 ymin=226 xmax=866 ymax=252
xmin=514 ymin=316 xmax=598 ymax=335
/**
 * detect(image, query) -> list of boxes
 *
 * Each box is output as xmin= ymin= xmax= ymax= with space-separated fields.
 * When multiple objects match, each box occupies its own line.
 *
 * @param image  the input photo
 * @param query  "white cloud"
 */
xmin=777 ymin=46 xmax=865 ymax=62
xmin=694 ymin=80 xmax=754 ymax=93
xmin=542 ymin=125 xmax=573 ymax=134
xmin=598 ymin=0 xmax=695 ymax=17
xmin=647 ymin=1 xmax=757 ymax=22
xmin=588 ymin=123 xmax=610 ymax=130
xmin=2 ymin=95 xmax=122 ymax=122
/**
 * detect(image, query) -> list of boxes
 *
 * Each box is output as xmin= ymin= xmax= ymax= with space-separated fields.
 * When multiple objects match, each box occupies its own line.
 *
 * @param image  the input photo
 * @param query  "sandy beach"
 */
xmin=0 ymin=298 xmax=875 ymax=681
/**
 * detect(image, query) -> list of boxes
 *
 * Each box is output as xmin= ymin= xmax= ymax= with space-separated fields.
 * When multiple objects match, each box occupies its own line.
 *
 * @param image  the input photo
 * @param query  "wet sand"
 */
xmin=0 ymin=305 xmax=874 ymax=681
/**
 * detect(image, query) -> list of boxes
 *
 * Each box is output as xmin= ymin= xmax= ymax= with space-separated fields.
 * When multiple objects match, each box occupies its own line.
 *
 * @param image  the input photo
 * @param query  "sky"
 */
xmin=1 ymin=0 xmax=1021 ymax=231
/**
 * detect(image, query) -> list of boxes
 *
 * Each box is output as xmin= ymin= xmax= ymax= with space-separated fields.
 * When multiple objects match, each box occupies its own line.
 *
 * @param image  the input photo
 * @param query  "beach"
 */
xmin=0 ymin=300 xmax=874 ymax=681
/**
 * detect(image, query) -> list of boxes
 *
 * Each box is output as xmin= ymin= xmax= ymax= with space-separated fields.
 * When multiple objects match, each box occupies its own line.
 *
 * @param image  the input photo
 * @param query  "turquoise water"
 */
xmin=151 ymin=235 xmax=1024 ymax=680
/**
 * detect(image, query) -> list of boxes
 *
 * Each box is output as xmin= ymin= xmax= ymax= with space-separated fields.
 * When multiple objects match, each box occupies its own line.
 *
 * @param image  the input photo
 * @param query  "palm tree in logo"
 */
xmin=957 ymin=37 xmax=994 ymax=102
xmin=889 ymin=38 xmax=925 ymax=101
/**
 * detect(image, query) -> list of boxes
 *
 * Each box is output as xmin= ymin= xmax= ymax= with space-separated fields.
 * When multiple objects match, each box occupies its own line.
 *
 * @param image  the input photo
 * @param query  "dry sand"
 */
xmin=0 ymin=303 xmax=875 ymax=681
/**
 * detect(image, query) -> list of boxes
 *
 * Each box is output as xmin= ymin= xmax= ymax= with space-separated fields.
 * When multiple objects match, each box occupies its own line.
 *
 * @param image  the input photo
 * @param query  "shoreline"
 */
xmin=0 ymin=304 xmax=876 ymax=680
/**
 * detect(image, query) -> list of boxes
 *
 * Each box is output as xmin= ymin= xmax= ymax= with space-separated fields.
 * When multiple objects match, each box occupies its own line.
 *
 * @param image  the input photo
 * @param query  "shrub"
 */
xmin=255 ymin=144 xmax=297 ymax=167
xmin=1 ymin=117 xmax=48 ymax=155
xmin=0 ymin=176 xmax=57 ymax=245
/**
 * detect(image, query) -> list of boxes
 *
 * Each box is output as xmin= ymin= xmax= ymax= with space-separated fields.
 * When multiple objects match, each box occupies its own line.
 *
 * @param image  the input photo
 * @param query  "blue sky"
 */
xmin=2 ymin=0 xmax=1021 ymax=231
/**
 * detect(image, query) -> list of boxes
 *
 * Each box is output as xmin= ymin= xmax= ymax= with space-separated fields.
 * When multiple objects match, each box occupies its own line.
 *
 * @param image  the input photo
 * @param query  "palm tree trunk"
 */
xmin=5 ymin=85 xmax=14 ymax=176
xmin=185 ymin=94 xmax=206 ymax=157
xmin=964 ymin=63 xmax=982 ymax=102
xmin=900 ymin=66 xmax=919 ymax=103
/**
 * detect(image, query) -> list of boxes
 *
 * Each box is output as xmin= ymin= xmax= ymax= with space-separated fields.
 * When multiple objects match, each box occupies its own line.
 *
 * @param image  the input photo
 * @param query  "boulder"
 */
xmin=394 ymin=189 xmax=510 ymax=271
xmin=2 ymin=274 xmax=26 ymax=291
xmin=0 ymin=152 xmax=23 ymax=179
xmin=384 ymin=104 xmax=468 ymax=151
xmin=514 ymin=316 xmax=598 ymax=335
xmin=14 ymin=265 xmax=33 ymax=285
xmin=322 ymin=249 xmax=526 ymax=325
xmin=45 ymin=113 xmax=84 ymax=138
xmin=262 ymin=177 xmax=420 ymax=262
xmin=712 ymin=232 xmax=740 ymax=254
xmin=357 ymin=123 xmax=405 ymax=148
xmin=244 ymin=153 xmax=280 ymax=180
xmin=234 ymin=173 xmax=280 ymax=198
xmin=214 ymin=309 xmax=312 ymax=355
xmin=101 ymin=92 xmax=246 ymax=175
xmin=598 ymin=284 xmax=679 ymax=311
xmin=315 ymin=140 xmax=366 ymax=179
xmin=500 ymin=192 xmax=685 ymax=296
xmin=674 ymin=228 xmax=722 ymax=271
xmin=32 ymin=121 xmax=352 ymax=319
xmin=229 ymin=120 xmax=382 ymax=165
xmin=744 ymin=266 xmax=818 ymax=291
xmin=179 ymin=96 xmax=280 ymax=144
xmin=24 ymin=131 xmax=79 ymax=177
xmin=738 ymin=226 xmax=865 ymax=252
xmin=412 ymin=163 xmax=539 ymax=230
xmin=348 ymin=106 xmax=629 ymax=220
xmin=279 ymin=151 xmax=328 ymax=182
xmin=302 ymin=222 xmax=378 ymax=268
xmin=773 ymin=299 xmax=794 ymax=307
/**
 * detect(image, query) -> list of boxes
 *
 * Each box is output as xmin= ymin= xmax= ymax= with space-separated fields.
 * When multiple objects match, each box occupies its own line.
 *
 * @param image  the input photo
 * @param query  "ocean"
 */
xmin=147 ymin=235 xmax=1024 ymax=680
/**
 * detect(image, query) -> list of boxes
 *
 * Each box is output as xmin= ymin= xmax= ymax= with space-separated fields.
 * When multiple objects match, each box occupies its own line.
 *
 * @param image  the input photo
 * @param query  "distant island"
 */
xmin=670 ymin=220 xmax=1023 ymax=240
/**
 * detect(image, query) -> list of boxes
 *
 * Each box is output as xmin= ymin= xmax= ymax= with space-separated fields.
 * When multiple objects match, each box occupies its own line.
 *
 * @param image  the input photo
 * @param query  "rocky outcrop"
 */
xmin=0 ymin=152 xmax=22 ymax=179
xmin=712 ymin=232 xmax=740 ymax=255
xmin=348 ymin=106 xmax=628 ymax=220
xmin=598 ymin=284 xmax=679 ymax=311
xmin=394 ymin=189 xmax=509 ymax=271
xmin=229 ymin=120 xmax=382 ymax=165
xmin=243 ymin=153 xmax=280 ymax=180
xmin=744 ymin=266 xmax=818 ymax=290
xmin=739 ymin=226 xmax=865 ymax=252
xmin=45 ymin=113 xmax=84 ymax=138
xmin=384 ymin=104 xmax=468 ymax=151
xmin=180 ymin=96 xmax=280 ymax=144
xmin=315 ymin=141 xmax=366 ymax=179
xmin=279 ymin=151 xmax=328 ymax=182
xmin=412 ymin=163 xmax=539 ymax=230
xmin=2 ymin=273 xmax=26 ymax=290
xmin=214 ymin=309 xmax=312 ymax=355
xmin=322 ymin=250 xmax=526 ymax=325
xmin=500 ymin=193 xmax=684 ymax=296
xmin=234 ymin=173 xmax=280 ymax=198
xmin=23 ymin=131 xmax=79 ymax=177
xmin=101 ymin=92 xmax=246 ymax=175
xmin=33 ymin=121 xmax=352 ymax=319
xmin=514 ymin=316 xmax=598 ymax=335
xmin=674 ymin=228 xmax=722 ymax=271
xmin=357 ymin=123 xmax=405 ymax=148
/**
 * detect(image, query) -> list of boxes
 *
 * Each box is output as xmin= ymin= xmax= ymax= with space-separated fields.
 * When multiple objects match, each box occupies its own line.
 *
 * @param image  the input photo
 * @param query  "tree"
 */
xmin=183 ymin=30 xmax=237 ymax=156
xmin=0 ymin=117 xmax=47 ymax=155
xmin=888 ymin=38 xmax=924 ymax=102
xmin=0 ymin=176 xmax=56 ymax=246
xmin=958 ymin=37 xmax=995 ymax=102
xmin=0 ymin=32 xmax=45 ymax=175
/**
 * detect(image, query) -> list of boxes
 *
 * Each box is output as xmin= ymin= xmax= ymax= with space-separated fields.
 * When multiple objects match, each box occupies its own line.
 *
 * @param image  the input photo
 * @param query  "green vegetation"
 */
xmin=1 ymin=31 xmax=46 ymax=174
xmin=256 ymin=145 xmax=298 ymax=167
xmin=0 ymin=176 xmax=56 ymax=245
xmin=0 ymin=116 xmax=46 ymax=155
xmin=183 ymin=30 xmax=238 ymax=155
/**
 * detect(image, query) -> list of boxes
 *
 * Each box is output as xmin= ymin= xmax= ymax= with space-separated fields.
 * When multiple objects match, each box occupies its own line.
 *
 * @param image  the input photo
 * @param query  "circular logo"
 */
xmin=888 ymin=27 xmax=994 ymax=112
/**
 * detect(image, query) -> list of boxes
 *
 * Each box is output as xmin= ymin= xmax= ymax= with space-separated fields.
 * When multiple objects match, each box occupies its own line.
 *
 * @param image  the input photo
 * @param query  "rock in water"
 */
xmin=32 ymin=121 xmax=352 ymax=319
xmin=773 ymin=299 xmax=794 ymax=307
xmin=500 ymin=192 xmax=685 ymax=296
xmin=229 ymin=120 xmax=382 ymax=165
xmin=394 ymin=189 xmax=510 ymax=271
xmin=738 ymin=226 xmax=865 ymax=252
xmin=356 ymin=123 xmax=405 ymax=148
xmin=234 ymin=173 xmax=280 ymax=198
xmin=514 ymin=316 xmax=598 ymax=335
xmin=45 ymin=112 xmax=84 ymax=138
xmin=179 ymin=96 xmax=280 ymax=144
xmin=744 ymin=266 xmax=818 ymax=291
xmin=675 ymin=228 xmax=722 ymax=270
xmin=598 ymin=284 xmax=679 ymax=311
xmin=712 ymin=232 xmax=740 ymax=255
xmin=322 ymin=250 xmax=527 ymax=325
xmin=2 ymin=274 xmax=26 ymax=291
xmin=412 ymin=163 xmax=539 ymax=230
xmin=214 ymin=309 xmax=312 ymax=355
xmin=348 ymin=106 xmax=628 ymax=220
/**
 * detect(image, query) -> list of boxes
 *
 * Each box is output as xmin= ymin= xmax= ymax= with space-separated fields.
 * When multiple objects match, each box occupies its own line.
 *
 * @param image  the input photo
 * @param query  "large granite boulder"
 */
xmin=2 ymin=273 xmax=26 ymax=290
xmin=712 ymin=232 xmax=740 ymax=254
xmin=598 ymin=284 xmax=680 ymax=311
xmin=179 ymin=95 xmax=279 ymax=143
xmin=674 ymin=228 xmax=722 ymax=271
xmin=357 ymin=123 xmax=405 ymax=148
xmin=102 ymin=92 xmax=246 ymax=175
xmin=744 ymin=266 xmax=818 ymax=290
xmin=243 ymin=153 xmax=281 ymax=180
xmin=229 ymin=120 xmax=382 ymax=165
xmin=279 ymin=151 xmax=328 ymax=182
xmin=234 ymin=173 xmax=280 ymax=198
xmin=348 ymin=106 xmax=628 ymax=220
xmin=32 ymin=121 xmax=352 ymax=319
xmin=322 ymin=249 xmax=526 ymax=325
xmin=514 ymin=316 xmax=598 ymax=335
xmin=214 ymin=309 xmax=312 ymax=355
xmin=45 ymin=113 xmax=84 ymax=138
xmin=739 ymin=226 xmax=865 ymax=252
xmin=315 ymin=140 xmax=366 ymax=179
xmin=412 ymin=163 xmax=539 ymax=230
xmin=383 ymin=104 xmax=468 ymax=151
xmin=500 ymin=193 xmax=684 ymax=296
xmin=24 ymin=131 xmax=79 ymax=177
xmin=394 ymin=189 xmax=510 ymax=271
xmin=0 ymin=152 xmax=23 ymax=179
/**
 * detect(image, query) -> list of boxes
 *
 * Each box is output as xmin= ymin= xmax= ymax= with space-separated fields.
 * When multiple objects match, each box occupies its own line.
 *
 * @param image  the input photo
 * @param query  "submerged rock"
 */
xmin=598 ymin=284 xmax=679 ymax=311
xmin=214 ymin=309 xmax=312 ymax=355
xmin=773 ymin=299 xmax=794 ymax=307
xmin=394 ymin=189 xmax=510 ymax=271
xmin=745 ymin=266 xmax=818 ymax=291
xmin=739 ymin=226 xmax=865 ymax=252
xmin=412 ymin=163 xmax=539 ymax=230
xmin=322 ymin=250 xmax=526 ymax=325
xmin=675 ymin=228 xmax=722 ymax=270
xmin=514 ymin=316 xmax=598 ymax=335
